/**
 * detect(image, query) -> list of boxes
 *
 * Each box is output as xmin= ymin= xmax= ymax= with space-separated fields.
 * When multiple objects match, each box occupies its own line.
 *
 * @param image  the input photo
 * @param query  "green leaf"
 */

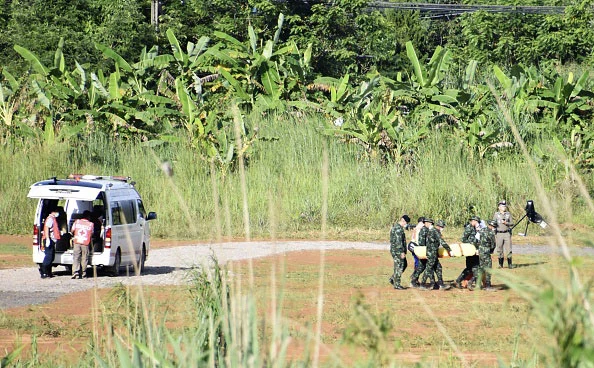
xmin=261 ymin=68 xmax=280 ymax=97
xmin=336 ymin=74 xmax=350 ymax=102
xmin=406 ymin=41 xmax=425 ymax=87
xmin=109 ymin=73 xmax=120 ymax=101
xmin=263 ymin=40 xmax=274 ymax=60
xmin=2 ymin=69 xmax=19 ymax=91
xmin=43 ymin=116 xmax=55 ymax=145
xmin=94 ymin=43 xmax=133 ymax=73
xmin=14 ymin=45 xmax=49 ymax=76
xmin=218 ymin=68 xmax=250 ymax=101
xmin=493 ymin=65 xmax=511 ymax=91
xmin=213 ymin=31 xmax=244 ymax=48
xmin=175 ymin=78 xmax=194 ymax=123
xmin=166 ymin=28 xmax=186 ymax=64
xmin=32 ymin=80 xmax=50 ymax=110
xmin=54 ymin=38 xmax=65 ymax=73
xmin=248 ymin=25 xmax=257 ymax=55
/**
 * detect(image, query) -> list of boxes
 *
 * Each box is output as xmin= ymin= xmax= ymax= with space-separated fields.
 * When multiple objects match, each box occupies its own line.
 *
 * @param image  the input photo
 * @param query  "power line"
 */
xmin=368 ymin=2 xmax=566 ymax=16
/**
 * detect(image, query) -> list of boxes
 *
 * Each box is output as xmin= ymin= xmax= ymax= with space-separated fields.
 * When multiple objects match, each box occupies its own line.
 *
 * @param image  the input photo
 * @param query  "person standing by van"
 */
xmin=41 ymin=209 xmax=61 ymax=278
xmin=70 ymin=211 xmax=94 ymax=279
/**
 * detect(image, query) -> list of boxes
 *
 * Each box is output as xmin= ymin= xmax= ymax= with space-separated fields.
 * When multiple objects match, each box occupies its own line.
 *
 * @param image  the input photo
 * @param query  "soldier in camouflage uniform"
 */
xmin=410 ymin=217 xmax=430 ymax=288
xmin=469 ymin=220 xmax=497 ymax=291
xmin=389 ymin=215 xmax=411 ymax=290
xmin=453 ymin=216 xmax=481 ymax=289
xmin=493 ymin=200 xmax=514 ymax=269
xmin=420 ymin=219 xmax=452 ymax=290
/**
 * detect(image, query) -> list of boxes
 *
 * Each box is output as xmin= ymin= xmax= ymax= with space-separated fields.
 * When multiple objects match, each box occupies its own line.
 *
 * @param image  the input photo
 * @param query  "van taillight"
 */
xmin=105 ymin=227 xmax=111 ymax=249
xmin=33 ymin=225 xmax=39 ymax=246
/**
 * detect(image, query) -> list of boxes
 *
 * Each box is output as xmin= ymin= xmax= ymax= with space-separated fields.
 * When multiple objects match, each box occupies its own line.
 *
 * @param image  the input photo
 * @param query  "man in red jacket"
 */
xmin=70 ymin=211 xmax=94 ymax=279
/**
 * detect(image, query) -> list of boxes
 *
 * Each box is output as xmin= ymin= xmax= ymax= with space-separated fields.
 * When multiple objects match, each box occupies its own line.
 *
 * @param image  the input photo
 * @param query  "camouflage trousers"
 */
xmin=411 ymin=258 xmax=427 ymax=282
xmin=472 ymin=251 xmax=492 ymax=285
xmin=421 ymin=256 xmax=443 ymax=285
xmin=391 ymin=256 xmax=408 ymax=287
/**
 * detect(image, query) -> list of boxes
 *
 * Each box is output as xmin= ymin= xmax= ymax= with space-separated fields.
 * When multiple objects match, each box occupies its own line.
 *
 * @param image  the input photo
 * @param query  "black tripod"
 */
xmin=511 ymin=200 xmax=547 ymax=236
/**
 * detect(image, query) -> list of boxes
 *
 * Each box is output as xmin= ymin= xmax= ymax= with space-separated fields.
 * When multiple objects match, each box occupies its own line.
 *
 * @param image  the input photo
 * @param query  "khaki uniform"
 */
xmin=493 ymin=210 xmax=513 ymax=263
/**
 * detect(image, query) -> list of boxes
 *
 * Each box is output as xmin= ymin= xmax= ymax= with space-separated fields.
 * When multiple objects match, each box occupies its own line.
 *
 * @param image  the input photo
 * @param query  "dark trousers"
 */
xmin=457 ymin=255 xmax=479 ymax=281
xmin=42 ymin=240 xmax=56 ymax=276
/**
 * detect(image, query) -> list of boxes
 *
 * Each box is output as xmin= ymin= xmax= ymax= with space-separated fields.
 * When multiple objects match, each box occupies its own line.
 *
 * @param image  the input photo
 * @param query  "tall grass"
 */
xmin=2 ymin=111 xmax=591 ymax=239
xmin=2 ymin=104 xmax=594 ymax=368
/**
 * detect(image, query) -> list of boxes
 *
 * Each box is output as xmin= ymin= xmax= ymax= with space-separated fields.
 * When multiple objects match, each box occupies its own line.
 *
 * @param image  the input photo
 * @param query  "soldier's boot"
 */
xmin=498 ymin=258 xmax=504 ymax=269
xmin=453 ymin=275 xmax=463 ymax=289
xmin=410 ymin=278 xmax=420 ymax=288
xmin=393 ymin=285 xmax=405 ymax=290
xmin=483 ymin=280 xmax=495 ymax=291
xmin=467 ymin=277 xmax=477 ymax=291
xmin=419 ymin=283 xmax=433 ymax=291
xmin=438 ymin=281 xmax=451 ymax=290
xmin=507 ymin=257 xmax=513 ymax=269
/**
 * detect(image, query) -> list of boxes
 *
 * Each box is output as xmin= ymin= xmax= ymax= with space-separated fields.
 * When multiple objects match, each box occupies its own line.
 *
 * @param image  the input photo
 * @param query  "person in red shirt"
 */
xmin=70 ymin=211 xmax=94 ymax=279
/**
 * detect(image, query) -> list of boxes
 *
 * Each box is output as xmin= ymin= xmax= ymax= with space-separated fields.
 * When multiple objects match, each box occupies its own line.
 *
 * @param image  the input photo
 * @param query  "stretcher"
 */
xmin=411 ymin=243 xmax=477 ymax=260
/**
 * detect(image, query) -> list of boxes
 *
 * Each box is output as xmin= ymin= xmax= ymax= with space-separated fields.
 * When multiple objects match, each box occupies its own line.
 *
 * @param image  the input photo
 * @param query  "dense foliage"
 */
xmin=0 ymin=0 xmax=593 ymax=177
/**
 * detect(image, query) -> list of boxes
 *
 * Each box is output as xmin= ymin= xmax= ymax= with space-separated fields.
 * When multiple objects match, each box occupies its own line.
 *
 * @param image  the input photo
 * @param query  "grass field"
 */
xmin=1 ymin=246 xmax=593 ymax=367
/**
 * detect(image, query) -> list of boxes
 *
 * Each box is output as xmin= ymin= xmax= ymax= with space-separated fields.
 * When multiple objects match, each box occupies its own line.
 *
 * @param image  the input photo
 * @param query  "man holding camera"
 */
xmin=493 ymin=200 xmax=514 ymax=269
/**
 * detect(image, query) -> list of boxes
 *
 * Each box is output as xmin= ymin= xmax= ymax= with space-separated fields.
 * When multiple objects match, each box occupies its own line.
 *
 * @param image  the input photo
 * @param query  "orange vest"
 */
xmin=43 ymin=215 xmax=61 ymax=241
xmin=72 ymin=218 xmax=94 ymax=246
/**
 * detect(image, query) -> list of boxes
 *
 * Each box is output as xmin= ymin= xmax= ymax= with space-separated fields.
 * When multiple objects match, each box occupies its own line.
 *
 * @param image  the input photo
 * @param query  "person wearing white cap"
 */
xmin=493 ymin=200 xmax=514 ymax=268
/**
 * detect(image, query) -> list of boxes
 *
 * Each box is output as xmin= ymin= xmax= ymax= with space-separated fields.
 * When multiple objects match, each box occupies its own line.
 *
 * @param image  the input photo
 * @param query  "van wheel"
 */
xmin=64 ymin=265 xmax=72 ymax=274
xmin=110 ymin=249 xmax=121 ymax=277
xmin=138 ymin=246 xmax=146 ymax=275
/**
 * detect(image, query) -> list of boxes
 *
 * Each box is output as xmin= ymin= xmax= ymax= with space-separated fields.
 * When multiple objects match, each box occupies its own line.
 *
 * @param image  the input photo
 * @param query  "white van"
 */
xmin=27 ymin=174 xmax=157 ymax=276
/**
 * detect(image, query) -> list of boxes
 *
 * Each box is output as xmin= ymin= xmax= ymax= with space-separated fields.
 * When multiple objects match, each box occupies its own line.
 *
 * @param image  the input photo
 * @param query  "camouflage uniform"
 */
xmin=389 ymin=222 xmax=408 ymax=288
xmin=422 ymin=226 xmax=451 ymax=289
xmin=494 ymin=206 xmax=513 ymax=268
xmin=470 ymin=225 xmax=496 ymax=290
xmin=410 ymin=225 xmax=428 ymax=287
xmin=454 ymin=223 xmax=480 ymax=287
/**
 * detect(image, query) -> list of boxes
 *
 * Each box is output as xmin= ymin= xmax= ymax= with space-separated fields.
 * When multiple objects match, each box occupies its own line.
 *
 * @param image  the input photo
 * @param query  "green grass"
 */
xmin=1 ymin=111 xmax=592 ymax=241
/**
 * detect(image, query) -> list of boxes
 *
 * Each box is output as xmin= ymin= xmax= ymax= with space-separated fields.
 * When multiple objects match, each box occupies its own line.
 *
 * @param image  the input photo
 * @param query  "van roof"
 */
xmin=27 ymin=175 xmax=136 ymax=200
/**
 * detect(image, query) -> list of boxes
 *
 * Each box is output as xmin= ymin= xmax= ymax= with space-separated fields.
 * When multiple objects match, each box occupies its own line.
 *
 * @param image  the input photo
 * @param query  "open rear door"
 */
xmin=27 ymin=185 xmax=101 ymax=201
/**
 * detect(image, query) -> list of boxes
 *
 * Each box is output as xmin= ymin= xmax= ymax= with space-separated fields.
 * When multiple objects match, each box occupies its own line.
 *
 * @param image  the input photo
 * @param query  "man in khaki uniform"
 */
xmin=493 ymin=200 xmax=513 ymax=269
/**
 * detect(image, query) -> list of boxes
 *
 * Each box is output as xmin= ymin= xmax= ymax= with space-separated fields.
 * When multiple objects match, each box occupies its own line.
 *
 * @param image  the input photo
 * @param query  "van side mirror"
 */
xmin=146 ymin=212 xmax=157 ymax=221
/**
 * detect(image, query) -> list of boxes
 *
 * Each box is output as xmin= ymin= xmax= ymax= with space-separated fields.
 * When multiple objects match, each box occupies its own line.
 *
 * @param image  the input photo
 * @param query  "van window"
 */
xmin=111 ymin=200 xmax=136 ymax=225
xmin=137 ymin=199 xmax=146 ymax=218
xmin=110 ymin=202 xmax=122 ymax=225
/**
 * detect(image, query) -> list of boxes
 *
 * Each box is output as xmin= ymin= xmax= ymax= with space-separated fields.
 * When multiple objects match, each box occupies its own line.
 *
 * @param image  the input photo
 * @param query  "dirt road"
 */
xmin=1 ymin=241 xmax=592 ymax=309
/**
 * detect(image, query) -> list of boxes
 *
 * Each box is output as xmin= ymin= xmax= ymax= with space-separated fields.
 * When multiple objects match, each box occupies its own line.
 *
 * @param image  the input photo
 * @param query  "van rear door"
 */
xmin=27 ymin=185 xmax=101 ymax=201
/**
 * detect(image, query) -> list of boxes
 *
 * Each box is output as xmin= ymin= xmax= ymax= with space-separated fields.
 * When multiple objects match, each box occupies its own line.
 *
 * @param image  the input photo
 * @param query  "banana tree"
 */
xmin=208 ymin=13 xmax=313 ymax=112
xmin=93 ymin=43 xmax=180 ymax=136
xmin=536 ymin=70 xmax=593 ymax=129
xmin=404 ymin=41 xmax=459 ymax=125
xmin=0 ymin=70 xmax=20 ymax=133
xmin=13 ymin=39 xmax=89 ymax=144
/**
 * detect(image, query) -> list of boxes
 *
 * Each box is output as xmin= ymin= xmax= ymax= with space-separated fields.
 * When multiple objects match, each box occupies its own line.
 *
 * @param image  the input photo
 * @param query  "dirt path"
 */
xmin=1 ymin=240 xmax=593 ymax=309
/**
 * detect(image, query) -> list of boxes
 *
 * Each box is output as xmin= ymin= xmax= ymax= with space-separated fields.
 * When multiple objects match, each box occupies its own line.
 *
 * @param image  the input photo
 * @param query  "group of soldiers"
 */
xmin=389 ymin=200 xmax=514 ymax=291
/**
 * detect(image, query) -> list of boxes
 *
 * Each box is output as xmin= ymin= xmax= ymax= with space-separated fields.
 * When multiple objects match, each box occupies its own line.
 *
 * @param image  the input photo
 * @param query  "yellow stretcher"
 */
xmin=413 ymin=243 xmax=477 ymax=260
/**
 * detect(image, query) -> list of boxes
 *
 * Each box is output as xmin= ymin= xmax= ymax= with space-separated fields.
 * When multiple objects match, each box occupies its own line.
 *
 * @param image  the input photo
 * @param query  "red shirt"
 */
xmin=71 ymin=218 xmax=94 ymax=246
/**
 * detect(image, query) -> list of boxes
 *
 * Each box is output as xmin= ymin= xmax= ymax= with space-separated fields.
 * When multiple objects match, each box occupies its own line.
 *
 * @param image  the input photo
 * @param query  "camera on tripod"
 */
xmin=514 ymin=200 xmax=548 ymax=236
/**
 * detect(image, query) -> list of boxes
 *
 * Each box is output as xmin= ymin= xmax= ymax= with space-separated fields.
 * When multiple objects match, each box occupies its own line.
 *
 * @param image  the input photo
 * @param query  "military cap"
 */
xmin=488 ymin=220 xmax=497 ymax=227
xmin=424 ymin=218 xmax=434 ymax=224
xmin=469 ymin=215 xmax=480 ymax=222
xmin=436 ymin=219 xmax=446 ymax=228
xmin=402 ymin=214 xmax=411 ymax=223
xmin=498 ymin=200 xmax=507 ymax=206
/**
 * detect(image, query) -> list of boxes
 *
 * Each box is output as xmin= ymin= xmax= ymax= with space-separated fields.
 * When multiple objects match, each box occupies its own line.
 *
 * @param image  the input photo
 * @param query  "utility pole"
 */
xmin=151 ymin=0 xmax=160 ymax=31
